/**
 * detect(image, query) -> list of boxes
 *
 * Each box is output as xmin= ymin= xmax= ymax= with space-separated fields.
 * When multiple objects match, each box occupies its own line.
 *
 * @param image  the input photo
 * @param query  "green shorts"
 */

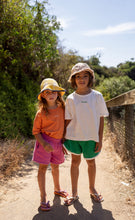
xmin=64 ymin=139 xmax=100 ymax=159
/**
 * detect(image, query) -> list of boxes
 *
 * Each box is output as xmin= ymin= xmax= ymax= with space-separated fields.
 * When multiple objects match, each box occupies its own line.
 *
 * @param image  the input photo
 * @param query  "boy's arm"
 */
xmin=95 ymin=117 xmax=104 ymax=153
xmin=35 ymin=133 xmax=53 ymax=152
xmin=62 ymin=119 xmax=71 ymax=154
xmin=63 ymin=119 xmax=71 ymax=139
xmin=99 ymin=116 xmax=104 ymax=145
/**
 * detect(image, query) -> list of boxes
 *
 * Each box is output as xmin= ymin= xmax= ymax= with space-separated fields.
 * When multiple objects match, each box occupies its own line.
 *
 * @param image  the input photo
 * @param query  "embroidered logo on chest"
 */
xmin=81 ymin=101 xmax=87 ymax=103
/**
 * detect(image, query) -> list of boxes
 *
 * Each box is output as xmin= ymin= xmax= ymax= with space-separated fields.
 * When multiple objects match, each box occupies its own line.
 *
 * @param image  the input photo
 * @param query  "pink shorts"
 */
xmin=32 ymin=133 xmax=65 ymax=165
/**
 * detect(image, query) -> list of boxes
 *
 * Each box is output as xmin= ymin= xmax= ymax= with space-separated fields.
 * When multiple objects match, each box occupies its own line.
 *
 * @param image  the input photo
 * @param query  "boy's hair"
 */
xmin=38 ymin=92 xmax=65 ymax=114
xmin=70 ymin=71 xmax=94 ymax=89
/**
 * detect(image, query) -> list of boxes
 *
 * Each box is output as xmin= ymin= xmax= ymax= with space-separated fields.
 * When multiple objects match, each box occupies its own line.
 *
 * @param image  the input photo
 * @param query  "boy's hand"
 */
xmin=62 ymin=146 xmax=68 ymax=155
xmin=61 ymin=137 xmax=66 ymax=144
xmin=95 ymin=142 xmax=102 ymax=153
xmin=44 ymin=143 xmax=53 ymax=153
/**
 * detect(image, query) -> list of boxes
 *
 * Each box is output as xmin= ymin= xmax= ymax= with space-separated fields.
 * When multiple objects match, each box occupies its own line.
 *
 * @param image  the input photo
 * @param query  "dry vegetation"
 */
xmin=104 ymin=128 xmax=135 ymax=206
xmin=0 ymin=139 xmax=34 ymax=182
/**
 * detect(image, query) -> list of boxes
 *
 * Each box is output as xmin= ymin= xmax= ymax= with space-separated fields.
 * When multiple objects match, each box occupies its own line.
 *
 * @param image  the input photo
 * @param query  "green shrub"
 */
xmin=96 ymin=76 xmax=135 ymax=100
xmin=0 ymin=74 xmax=38 ymax=139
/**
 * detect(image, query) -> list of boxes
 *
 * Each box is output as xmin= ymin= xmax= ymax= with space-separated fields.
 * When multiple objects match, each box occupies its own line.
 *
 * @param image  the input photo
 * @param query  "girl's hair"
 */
xmin=38 ymin=92 xmax=65 ymax=114
xmin=70 ymin=71 xmax=94 ymax=89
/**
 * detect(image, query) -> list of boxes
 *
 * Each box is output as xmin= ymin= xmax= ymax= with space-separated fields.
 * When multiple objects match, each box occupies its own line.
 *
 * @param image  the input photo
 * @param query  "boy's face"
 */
xmin=75 ymin=71 xmax=90 ymax=89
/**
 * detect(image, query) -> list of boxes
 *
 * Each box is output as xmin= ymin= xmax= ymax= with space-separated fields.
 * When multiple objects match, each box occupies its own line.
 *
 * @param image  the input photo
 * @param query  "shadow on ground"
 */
xmin=32 ymin=195 xmax=115 ymax=220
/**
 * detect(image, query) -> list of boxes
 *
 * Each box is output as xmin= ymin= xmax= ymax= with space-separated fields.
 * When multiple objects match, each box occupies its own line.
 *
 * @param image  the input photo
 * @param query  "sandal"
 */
xmin=54 ymin=190 xmax=69 ymax=198
xmin=40 ymin=201 xmax=51 ymax=211
xmin=90 ymin=193 xmax=104 ymax=203
xmin=64 ymin=196 xmax=79 ymax=206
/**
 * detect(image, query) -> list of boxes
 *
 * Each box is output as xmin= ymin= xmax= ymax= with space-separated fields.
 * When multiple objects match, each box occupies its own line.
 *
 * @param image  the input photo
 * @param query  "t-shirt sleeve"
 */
xmin=97 ymin=93 xmax=109 ymax=117
xmin=65 ymin=98 xmax=73 ymax=120
xmin=32 ymin=111 xmax=42 ymax=135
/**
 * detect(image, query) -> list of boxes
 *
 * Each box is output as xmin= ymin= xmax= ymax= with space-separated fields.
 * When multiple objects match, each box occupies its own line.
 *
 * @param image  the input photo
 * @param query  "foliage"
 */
xmin=0 ymin=73 xmax=38 ymax=138
xmin=0 ymin=0 xmax=60 ymax=80
xmin=117 ymin=60 xmax=135 ymax=80
xmin=96 ymin=76 xmax=135 ymax=100
xmin=0 ymin=0 xmax=60 ymax=139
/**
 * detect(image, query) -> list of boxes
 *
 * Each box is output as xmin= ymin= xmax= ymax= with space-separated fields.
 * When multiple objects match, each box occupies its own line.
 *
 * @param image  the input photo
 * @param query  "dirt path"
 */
xmin=0 ymin=136 xmax=135 ymax=220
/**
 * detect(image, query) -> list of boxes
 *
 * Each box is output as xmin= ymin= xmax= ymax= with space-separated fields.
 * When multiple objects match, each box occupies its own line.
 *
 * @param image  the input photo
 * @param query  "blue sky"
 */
xmin=47 ymin=0 xmax=135 ymax=67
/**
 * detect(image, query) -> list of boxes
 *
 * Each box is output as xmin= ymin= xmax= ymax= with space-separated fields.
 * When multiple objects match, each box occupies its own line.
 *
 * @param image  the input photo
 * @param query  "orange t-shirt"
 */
xmin=32 ymin=106 xmax=64 ymax=139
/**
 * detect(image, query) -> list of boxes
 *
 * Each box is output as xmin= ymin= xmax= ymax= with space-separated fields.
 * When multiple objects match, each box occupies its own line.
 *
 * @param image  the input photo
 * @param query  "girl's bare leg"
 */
xmin=51 ymin=163 xmax=61 ymax=191
xmin=71 ymin=154 xmax=81 ymax=197
xmin=38 ymin=164 xmax=48 ymax=203
xmin=86 ymin=159 xmax=97 ymax=194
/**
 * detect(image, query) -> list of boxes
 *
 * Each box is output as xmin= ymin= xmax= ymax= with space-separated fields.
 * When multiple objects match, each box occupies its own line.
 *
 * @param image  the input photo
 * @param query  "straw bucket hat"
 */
xmin=38 ymin=78 xmax=65 ymax=100
xmin=68 ymin=63 xmax=95 ymax=82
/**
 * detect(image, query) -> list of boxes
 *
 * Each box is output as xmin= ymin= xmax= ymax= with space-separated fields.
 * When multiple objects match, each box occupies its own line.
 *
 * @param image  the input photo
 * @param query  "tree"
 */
xmin=0 ymin=0 xmax=60 ymax=82
xmin=117 ymin=60 xmax=135 ymax=81
xmin=31 ymin=0 xmax=61 ymax=79
xmin=53 ymin=46 xmax=84 ymax=95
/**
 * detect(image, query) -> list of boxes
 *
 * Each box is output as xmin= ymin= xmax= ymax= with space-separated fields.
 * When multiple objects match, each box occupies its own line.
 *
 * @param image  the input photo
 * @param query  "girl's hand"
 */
xmin=35 ymin=134 xmax=53 ymax=153
xmin=44 ymin=143 xmax=53 ymax=153
xmin=95 ymin=142 xmax=102 ymax=153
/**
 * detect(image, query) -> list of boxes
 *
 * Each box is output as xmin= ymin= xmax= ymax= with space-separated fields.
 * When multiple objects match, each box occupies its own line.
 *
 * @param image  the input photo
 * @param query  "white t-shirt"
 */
xmin=65 ymin=90 xmax=109 ymax=142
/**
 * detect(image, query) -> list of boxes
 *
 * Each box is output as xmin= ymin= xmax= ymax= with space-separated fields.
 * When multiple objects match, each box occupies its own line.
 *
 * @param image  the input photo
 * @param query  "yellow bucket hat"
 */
xmin=68 ymin=62 xmax=95 ymax=82
xmin=38 ymin=78 xmax=65 ymax=100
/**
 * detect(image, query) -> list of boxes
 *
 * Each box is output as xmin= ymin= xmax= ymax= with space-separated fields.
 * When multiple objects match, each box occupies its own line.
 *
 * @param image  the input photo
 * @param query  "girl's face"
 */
xmin=75 ymin=71 xmax=90 ymax=89
xmin=41 ymin=90 xmax=58 ymax=104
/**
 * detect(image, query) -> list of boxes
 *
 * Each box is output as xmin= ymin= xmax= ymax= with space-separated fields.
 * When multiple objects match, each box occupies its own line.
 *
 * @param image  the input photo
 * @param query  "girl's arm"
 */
xmin=95 ymin=116 xmax=104 ymax=153
xmin=35 ymin=133 xmax=53 ymax=152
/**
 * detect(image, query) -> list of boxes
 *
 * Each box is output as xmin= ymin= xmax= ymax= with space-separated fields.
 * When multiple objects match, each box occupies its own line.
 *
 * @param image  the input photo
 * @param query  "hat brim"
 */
xmin=68 ymin=68 xmax=95 ymax=82
xmin=38 ymin=85 xmax=65 ymax=100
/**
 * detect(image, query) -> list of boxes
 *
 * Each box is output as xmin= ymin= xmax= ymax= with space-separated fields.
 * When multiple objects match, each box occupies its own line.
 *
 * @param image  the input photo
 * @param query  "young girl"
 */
xmin=63 ymin=63 xmax=109 ymax=205
xmin=32 ymin=78 xmax=68 ymax=211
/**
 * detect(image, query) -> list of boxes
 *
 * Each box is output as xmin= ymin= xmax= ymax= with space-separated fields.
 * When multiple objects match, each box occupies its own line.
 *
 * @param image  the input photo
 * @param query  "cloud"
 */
xmin=88 ymin=47 xmax=105 ymax=52
xmin=83 ymin=22 xmax=135 ymax=36
xmin=78 ymin=47 xmax=105 ymax=57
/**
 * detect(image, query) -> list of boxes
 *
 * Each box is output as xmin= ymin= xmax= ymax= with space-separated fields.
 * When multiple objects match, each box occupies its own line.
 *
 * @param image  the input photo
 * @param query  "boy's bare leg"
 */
xmin=71 ymin=154 xmax=81 ymax=197
xmin=38 ymin=164 xmax=48 ymax=203
xmin=87 ymin=159 xmax=104 ymax=202
xmin=86 ymin=159 xmax=97 ymax=194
